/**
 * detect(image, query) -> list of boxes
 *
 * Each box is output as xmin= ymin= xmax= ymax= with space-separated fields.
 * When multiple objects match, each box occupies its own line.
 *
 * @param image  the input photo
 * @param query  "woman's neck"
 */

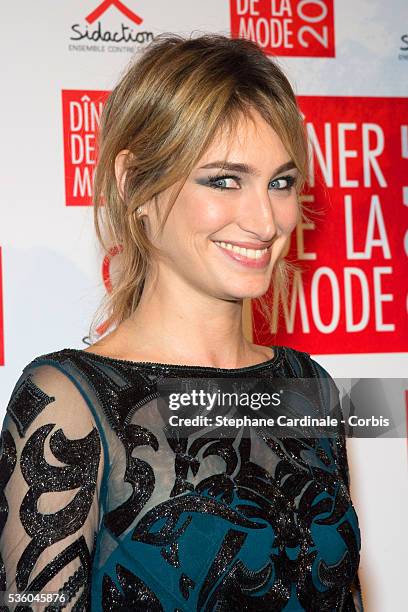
xmin=93 ymin=288 xmax=270 ymax=369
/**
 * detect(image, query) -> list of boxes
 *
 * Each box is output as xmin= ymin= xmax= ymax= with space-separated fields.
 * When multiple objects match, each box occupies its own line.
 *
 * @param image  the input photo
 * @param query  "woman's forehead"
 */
xmin=196 ymin=114 xmax=288 ymax=169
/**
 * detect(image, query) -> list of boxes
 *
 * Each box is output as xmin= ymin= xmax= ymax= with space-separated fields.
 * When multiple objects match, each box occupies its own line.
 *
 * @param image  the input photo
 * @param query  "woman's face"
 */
xmin=140 ymin=108 xmax=299 ymax=301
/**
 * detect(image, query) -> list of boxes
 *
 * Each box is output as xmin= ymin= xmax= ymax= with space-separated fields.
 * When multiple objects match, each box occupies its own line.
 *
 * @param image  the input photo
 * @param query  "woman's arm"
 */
xmin=0 ymin=361 xmax=104 ymax=610
xmin=311 ymin=357 xmax=365 ymax=612
xmin=331 ymin=413 xmax=365 ymax=612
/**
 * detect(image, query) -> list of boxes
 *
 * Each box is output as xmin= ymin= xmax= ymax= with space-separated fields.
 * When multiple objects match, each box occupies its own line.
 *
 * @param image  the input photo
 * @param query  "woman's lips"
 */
xmin=212 ymin=241 xmax=272 ymax=269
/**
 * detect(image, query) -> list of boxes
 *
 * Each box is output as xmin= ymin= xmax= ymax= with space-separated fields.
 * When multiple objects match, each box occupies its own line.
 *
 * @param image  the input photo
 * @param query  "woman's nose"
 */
xmin=239 ymin=190 xmax=277 ymax=240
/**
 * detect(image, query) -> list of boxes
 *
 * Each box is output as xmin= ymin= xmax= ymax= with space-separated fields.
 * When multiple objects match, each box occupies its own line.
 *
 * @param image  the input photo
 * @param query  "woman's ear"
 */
xmin=114 ymin=149 xmax=130 ymax=201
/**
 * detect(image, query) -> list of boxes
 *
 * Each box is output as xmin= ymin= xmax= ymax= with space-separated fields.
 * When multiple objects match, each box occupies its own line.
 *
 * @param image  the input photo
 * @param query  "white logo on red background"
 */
xmin=255 ymin=96 xmax=408 ymax=354
xmin=62 ymin=90 xmax=108 ymax=206
xmin=230 ymin=0 xmax=335 ymax=57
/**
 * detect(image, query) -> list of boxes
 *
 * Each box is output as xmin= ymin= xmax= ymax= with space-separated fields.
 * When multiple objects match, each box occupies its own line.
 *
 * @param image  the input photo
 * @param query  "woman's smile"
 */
xmin=212 ymin=239 xmax=272 ymax=268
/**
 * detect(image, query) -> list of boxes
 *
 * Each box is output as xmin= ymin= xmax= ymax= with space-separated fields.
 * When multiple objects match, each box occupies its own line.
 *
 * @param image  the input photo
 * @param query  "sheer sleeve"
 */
xmin=310 ymin=357 xmax=365 ymax=612
xmin=0 ymin=361 xmax=104 ymax=611
xmin=331 ymin=397 xmax=365 ymax=612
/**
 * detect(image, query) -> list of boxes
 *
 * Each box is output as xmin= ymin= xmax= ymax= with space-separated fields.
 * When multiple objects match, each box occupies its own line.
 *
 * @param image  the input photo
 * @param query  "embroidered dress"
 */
xmin=0 ymin=345 xmax=363 ymax=611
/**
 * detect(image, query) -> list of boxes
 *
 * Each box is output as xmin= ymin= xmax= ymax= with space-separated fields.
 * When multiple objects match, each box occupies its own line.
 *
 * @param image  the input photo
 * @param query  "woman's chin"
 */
xmin=221 ymin=281 xmax=272 ymax=301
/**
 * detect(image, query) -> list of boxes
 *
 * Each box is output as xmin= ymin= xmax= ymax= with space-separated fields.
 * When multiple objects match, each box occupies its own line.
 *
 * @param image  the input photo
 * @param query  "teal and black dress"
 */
xmin=0 ymin=345 xmax=363 ymax=611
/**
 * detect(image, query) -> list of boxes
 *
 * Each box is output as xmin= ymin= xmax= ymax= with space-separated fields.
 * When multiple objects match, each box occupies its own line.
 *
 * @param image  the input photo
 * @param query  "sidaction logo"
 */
xmin=69 ymin=0 xmax=154 ymax=53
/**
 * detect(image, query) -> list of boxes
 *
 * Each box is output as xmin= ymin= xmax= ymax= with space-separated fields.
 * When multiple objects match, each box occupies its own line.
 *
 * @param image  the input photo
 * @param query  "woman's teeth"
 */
xmin=213 ymin=241 xmax=268 ymax=260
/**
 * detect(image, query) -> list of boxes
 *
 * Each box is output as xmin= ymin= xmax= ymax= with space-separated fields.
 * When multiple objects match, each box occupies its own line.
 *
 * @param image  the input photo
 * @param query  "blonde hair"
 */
xmin=88 ymin=32 xmax=311 ymax=343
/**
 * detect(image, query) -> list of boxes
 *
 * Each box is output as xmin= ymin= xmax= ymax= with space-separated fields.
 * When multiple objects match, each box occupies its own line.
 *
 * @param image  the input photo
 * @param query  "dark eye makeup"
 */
xmin=205 ymin=173 xmax=297 ymax=192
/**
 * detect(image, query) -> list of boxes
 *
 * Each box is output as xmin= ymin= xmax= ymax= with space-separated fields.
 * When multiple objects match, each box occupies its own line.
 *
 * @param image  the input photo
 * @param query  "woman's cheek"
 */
xmin=194 ymin=195 xmax=232 ymax=227
xmin=276 ymin=197 xmax=299 ymax=232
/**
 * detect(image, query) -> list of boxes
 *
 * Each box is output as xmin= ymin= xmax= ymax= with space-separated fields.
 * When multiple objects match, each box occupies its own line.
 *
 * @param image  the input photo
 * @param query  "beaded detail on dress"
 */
xmin=0 ymin=345 xmax=363 ymax=611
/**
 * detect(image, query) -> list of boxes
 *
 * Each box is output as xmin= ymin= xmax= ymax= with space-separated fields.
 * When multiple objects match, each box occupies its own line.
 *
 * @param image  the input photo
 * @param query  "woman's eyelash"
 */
xmin=207 ymin=174 xmax=240 ymax=190
xmin=274 ymin=175 xmax=297 ymax=190
xmin=207 ymin=174 xmax=297 ymax=191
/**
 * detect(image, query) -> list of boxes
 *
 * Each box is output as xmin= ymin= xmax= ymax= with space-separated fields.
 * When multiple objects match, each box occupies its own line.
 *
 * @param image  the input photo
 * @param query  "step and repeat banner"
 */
xmin=1 ymin=1 xmax=407 ymax=610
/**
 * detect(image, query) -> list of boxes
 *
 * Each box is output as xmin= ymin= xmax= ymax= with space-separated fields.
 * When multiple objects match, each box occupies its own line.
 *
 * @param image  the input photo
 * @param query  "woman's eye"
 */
xmin=207 ymin=175 xmax=240 ymax=190
xmin=269 ymin=175 xmax=296 ymax=191
xmin=205 ymin=173 xmax=297 ymax=191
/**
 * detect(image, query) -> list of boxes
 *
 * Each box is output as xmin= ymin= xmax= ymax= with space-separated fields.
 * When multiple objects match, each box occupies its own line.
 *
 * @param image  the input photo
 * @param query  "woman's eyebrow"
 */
xmin=198 ymin=160 xmax=296 ymax=176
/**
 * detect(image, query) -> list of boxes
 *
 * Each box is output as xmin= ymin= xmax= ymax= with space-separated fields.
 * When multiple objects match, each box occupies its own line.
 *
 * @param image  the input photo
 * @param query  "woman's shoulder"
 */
xmin=21 ymin=345 xmax=134 ymax=375
xmin=5 ymin=348 xmax=107 ymax=433
xmin=23 ymin=346 xmax=78 ymax=368
xmin=5 ymin=348 xmax=106 ymax=442
xmin=11 ymin=346 xmax=162 ymax=435
xmin=278 ymin=344 xmax=334 ymax=379
xmin=278 ymin=345 xmax=340 ymax=421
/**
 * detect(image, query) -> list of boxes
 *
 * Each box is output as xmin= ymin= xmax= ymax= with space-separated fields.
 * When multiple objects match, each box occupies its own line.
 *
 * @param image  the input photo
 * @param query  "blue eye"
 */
xmin=269 ymin=175 xmax=297 ymax=191
xmin=207 ymin=175 xmax=240 ymax=190
xmin=206 ymin=174 xmax=297 ymax=191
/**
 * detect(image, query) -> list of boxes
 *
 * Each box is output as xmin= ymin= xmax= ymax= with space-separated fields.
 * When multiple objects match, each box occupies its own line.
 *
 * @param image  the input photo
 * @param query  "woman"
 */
xmin=0 ymin=33 xmax=363 ymax=610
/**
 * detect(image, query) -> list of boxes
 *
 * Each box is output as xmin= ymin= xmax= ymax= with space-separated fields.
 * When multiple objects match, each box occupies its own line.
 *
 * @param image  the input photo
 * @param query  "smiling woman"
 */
xmin=89 ymin=32 xmax=311 ymax=343
xmin=0 ymin=33 xmax=364 ymax=611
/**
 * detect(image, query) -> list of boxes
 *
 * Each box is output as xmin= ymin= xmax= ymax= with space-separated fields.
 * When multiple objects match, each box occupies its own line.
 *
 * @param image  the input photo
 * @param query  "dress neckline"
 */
xmin=63 ymin=345 xmax=284 ymax=373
